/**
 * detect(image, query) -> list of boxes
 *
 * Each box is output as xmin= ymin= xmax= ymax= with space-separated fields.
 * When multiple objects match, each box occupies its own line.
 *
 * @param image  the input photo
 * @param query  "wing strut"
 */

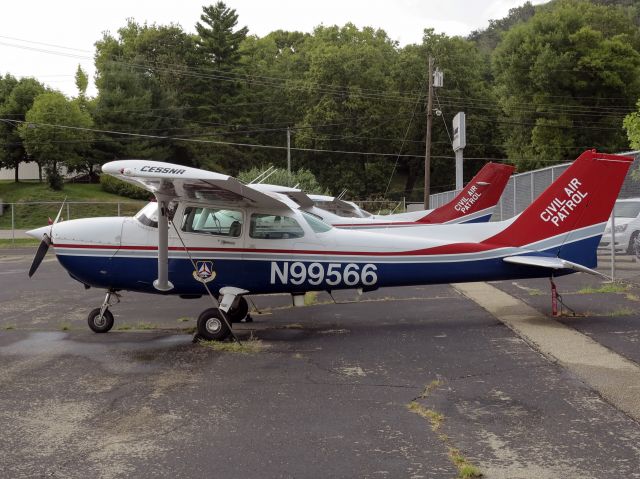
xmin=153 ymin=195 xmax=174 ymax=292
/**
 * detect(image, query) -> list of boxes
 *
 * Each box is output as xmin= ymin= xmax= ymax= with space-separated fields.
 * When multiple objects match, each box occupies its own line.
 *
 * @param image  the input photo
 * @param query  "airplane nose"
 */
xmin=26 ymin=226 xmax=49 ymax=241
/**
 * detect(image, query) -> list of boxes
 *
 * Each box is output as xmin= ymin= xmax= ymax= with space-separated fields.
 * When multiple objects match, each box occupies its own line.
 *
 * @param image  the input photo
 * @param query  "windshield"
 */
xmin=135 ymin=202 xmax=158 ymax=228
xmin=614 ymin=201 xmax=640 ymax=218
xmin=302 ymin=211 xmax=332 ymax=233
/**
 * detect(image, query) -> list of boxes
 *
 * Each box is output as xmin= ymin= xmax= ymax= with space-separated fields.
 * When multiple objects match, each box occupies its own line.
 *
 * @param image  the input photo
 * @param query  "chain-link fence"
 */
xmin=0 ymin=201 xmax=145 ymax=242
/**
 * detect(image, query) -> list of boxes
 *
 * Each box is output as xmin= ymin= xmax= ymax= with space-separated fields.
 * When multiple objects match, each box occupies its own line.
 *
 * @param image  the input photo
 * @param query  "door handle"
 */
xmin=221 ymin=240 xmax=235 ymax=245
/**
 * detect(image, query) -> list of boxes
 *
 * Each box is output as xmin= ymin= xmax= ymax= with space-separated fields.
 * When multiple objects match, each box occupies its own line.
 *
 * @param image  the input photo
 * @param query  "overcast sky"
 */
xmin=0 ymin=0 xmax=547 ymax=97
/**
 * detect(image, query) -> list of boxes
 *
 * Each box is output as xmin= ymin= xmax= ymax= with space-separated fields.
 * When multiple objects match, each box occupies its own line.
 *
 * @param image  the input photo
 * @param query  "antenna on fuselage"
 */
xmin=249 ymin=166 xmax=275 ymax=184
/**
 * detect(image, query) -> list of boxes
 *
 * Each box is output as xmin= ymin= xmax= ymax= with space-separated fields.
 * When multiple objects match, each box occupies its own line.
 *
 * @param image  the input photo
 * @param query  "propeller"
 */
xmin=28 ymin=233 xmax=51 ymax=277
xmin=27 ymin=199 xmax=65 ymax=278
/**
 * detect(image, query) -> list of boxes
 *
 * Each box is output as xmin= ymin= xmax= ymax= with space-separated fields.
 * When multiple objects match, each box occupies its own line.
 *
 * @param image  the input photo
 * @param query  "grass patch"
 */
xmin=449 ymin=448 xmax=483 ymax=478
xmin=177 ymin=316 xmax=192 ymax=323
xmin=528 ymin=289 xmax=544 ymax=296
xmin=0 ymin=238 xmax=40 ymax=248
xmin=60 ymin=323 xmax=71 ymax=331
xmin=283 ymin=323 xmax=304 ymax=329
xmin=578 ymin=283 xmax=629 ymax=294
xmin=603 ymin=307 xmax=636 ymax=317
xmin=418 ymin=379 xmax=443 ymax=399
xmin=135 ymin=322 xmax=155 ymax=330
xmin=304 ymin=291 xmax=319 ymax=306
xmin=115 ymin=325 xmax=132 ymax=331
xmin=4 ymin=325 xmax=15 ymax=330
xmin=407 ymin=402 xmax=444 ymax=431
xmin=198 ymin=334 xmax=264 ymax=354
xmin=625 ymin=293 xmax=640 ymax=302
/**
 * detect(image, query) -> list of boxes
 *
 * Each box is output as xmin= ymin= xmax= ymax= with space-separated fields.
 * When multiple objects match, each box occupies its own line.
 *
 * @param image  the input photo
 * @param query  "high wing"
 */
xmin=102 ymin=160 xmax=287 ymax=209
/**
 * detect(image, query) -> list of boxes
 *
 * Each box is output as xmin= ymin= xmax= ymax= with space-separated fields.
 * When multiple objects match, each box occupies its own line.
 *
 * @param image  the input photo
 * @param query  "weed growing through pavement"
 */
xmin=198 ymin=333 xmax=265 ymax=354
xmin=577 ymin=283 xmax=629 ymax=294
xmin=304 ymin=291 xmax=319 ymax=305
xmin=407 ymin=379 xmax=482 ymax=478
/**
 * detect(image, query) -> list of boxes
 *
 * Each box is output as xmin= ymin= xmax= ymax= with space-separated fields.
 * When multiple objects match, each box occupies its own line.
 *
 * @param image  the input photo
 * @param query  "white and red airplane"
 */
xmin=26 ymin=150 xmax=631 ymax=341
xmin=251 ymin=162 xmax=515 ymax=229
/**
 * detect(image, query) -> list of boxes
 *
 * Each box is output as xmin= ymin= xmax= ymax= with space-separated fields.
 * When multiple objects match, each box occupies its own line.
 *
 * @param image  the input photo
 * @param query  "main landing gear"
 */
xmin=87 ymin=290 xmax=121 ymax=333
xmin=196 ymin=295 xmax=250 ymax=341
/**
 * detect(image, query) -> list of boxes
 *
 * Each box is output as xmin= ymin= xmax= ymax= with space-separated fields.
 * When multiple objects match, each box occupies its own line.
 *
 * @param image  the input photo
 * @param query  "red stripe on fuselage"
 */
xmin=53 ymin=241 xmax=500 ymax=257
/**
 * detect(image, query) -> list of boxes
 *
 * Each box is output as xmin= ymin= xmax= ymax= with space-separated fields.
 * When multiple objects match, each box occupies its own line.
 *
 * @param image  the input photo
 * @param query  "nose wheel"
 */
xmin=88 ymin=308 xmax=114 ymax=333
xmin=87 ymin=290 xmax=120 ymax=333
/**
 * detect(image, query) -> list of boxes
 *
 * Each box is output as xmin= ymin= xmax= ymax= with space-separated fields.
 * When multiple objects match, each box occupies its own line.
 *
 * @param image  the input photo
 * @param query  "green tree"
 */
xmin=18 ymin=92 xmax=94 ymax=189
xmin=492 ymin=0 xmax=640 ymax=170
xmin=93 ymin=21 xmax=194 ymax=165
xmin=196 ymin=2 xmax=248 ymax=68
xmin=0 ymin=77 xmax=45 ymax=181
xmin=231 ymin=30 xmax=311 ymax=172
xmin=292 ymin=24 xmax=401 ymax=197
xmin=182 ymin=2 xmax=250 ymax=172
xmin=624 ymin=98 xmax=640 ymax=152
xmin=75 ymin=64 xmax=89 ymax=105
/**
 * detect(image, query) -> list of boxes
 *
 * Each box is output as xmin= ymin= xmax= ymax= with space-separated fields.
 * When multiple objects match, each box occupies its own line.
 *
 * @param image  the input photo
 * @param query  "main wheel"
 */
xmin=197 ymin=308 xmax=231 ymax=341
xmin=87 ymin=308 xmax=114 ymax=333
xmin=227 ymin=296 xmax=249 ymax=323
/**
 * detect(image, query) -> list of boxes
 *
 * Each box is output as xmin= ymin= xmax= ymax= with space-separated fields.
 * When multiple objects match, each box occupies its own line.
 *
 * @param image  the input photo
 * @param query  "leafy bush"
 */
xmin=100 ymin=174 xmax=150 ymax=200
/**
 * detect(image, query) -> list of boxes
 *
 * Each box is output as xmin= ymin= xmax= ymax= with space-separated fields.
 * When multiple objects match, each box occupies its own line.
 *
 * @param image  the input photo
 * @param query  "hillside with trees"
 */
xmin=1 ymin=0 xmax=640 ymax=200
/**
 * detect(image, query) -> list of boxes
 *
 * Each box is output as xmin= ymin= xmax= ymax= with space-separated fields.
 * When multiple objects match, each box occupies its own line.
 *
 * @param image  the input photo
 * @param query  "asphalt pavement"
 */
xmin=1 ymin=249 xmax=640 ymax=478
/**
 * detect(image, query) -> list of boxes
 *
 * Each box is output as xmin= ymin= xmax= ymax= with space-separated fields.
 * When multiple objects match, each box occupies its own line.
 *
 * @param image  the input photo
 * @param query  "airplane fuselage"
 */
xmin=47 ymin=201 xmax=599 ymax=297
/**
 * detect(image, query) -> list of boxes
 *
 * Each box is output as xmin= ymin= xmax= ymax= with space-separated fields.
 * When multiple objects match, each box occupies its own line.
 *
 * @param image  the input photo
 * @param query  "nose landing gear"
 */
xmin=88 ymin=290 xmax=120 ymax=333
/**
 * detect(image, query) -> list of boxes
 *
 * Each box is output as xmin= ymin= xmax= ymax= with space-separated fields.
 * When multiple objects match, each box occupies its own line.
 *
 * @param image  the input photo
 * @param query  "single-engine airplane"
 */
xmin=26 ymin=150 xmax=631 ymax=341
xmin=251 ymin=162 xmax=515 ymax=229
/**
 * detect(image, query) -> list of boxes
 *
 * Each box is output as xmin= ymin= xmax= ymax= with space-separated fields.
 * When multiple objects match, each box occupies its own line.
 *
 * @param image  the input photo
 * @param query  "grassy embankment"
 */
xmin=0 ymin=181 xmax=145 ymax=246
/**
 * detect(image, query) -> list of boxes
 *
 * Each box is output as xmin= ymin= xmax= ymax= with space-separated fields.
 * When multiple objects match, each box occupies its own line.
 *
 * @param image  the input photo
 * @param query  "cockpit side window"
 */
xmin=249 ymin=214 xmax=304 ymax=239
xmin=182 ymin=207 xmax=243 ymax=237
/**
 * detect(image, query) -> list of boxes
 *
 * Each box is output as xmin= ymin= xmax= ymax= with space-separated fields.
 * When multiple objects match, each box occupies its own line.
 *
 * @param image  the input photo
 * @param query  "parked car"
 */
xmin=599 ymin=198 xmax=640 ymax=254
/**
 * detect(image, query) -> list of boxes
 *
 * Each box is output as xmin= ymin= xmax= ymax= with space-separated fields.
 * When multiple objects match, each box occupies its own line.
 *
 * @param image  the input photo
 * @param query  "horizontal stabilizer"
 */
xmin=503 ymin=255 xmax=606 ymax=277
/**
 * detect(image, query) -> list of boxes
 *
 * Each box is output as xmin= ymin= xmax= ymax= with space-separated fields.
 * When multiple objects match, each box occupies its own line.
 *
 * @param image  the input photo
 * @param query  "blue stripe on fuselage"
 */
xmin=54 ymin=235 xmax=601 ymax=295
xmin=458 ymin=213 xmax=493 ymax=224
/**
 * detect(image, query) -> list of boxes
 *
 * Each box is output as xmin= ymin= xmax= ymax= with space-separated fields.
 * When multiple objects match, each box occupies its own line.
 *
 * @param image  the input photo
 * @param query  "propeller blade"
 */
xmin=28 ymin=234 xmax=51 ymax=278
xmin=53 ymin=198 xmax=66 ymax=225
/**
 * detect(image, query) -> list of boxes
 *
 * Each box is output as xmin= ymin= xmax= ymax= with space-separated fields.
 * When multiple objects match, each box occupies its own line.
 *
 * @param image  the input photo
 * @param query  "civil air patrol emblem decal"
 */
xmin=193 ymin=261 xmax=216 ymax=283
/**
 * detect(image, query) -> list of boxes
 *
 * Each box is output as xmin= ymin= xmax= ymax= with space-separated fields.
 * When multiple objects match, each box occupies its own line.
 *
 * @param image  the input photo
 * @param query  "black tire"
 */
xmin=197 ymin=308 xmax=231 ymax=341
xmin=627 ymin=231 xmax=639 ymax=255
xmin=227 ymin=296 xmax=249 ymax=323
xmin=87 ymin=308 xmax=114 ymax=333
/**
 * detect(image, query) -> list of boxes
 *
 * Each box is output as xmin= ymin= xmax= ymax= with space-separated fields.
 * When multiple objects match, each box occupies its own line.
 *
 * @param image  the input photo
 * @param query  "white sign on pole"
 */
xmin=452 ymin=112 xmax=466 ymax=152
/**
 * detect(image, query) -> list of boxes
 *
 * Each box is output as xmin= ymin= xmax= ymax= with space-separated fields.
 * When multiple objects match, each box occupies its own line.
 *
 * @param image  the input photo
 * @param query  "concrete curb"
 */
xmin=453 ymin=281 xmax=640 ymax=422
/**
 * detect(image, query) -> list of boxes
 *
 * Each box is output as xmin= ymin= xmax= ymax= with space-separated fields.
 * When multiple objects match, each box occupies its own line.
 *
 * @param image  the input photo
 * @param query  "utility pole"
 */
xmin=286 ymin=126 xmax=291 ymax=175
xmin=424 ymin=56 xmax=434 ymax=209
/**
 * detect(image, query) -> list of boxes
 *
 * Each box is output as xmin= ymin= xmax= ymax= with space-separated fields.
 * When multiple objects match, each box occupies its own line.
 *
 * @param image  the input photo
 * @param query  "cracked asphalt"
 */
xmin=1 ymin=249 xmax=640 ymax=478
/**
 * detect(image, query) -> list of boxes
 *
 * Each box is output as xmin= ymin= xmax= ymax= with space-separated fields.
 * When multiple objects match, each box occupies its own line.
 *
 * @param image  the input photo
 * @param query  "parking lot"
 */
xmin=1 ymin=249 xmax=640 ymax=478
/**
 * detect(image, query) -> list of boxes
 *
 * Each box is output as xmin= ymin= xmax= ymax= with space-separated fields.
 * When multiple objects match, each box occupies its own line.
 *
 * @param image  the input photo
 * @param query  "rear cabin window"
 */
xmin=249 ymin=214 xmax=304 ymax=239
xmin=182 ymin=207 xmax=243 ymax=237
